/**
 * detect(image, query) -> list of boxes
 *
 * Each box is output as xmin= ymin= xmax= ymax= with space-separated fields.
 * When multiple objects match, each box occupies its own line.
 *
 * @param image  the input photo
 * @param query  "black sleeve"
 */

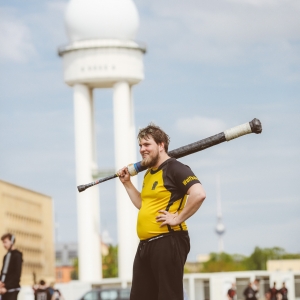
xmin=170 ymin=160 xmax=200 ymax=194
xmin=4 ymin=251 xmax=22 ymax=289
xmin=0 ymin=255 xmax=6 ymax=279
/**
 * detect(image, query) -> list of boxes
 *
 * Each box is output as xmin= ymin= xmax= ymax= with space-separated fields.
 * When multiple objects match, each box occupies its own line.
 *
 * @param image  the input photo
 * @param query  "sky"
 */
xmin=0 ymin=0 xmax=299 ymax=262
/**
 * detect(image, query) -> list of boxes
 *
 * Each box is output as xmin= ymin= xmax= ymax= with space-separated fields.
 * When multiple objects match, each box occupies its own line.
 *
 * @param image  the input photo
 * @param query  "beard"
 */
xmin=141 ymin=151 xmax=160 ymax=168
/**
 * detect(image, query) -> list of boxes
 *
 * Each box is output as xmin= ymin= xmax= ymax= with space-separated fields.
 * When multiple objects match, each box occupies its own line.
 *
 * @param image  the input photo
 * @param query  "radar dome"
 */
xmin=65 ymin=0 xmax=140 ymax=42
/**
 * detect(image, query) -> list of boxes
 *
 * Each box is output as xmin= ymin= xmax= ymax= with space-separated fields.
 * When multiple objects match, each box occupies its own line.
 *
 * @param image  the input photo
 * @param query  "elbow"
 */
xmin=200 ymin=191 xmax=206 ymax=202
xmin=190 ymin=191 xmax=206 ymax=206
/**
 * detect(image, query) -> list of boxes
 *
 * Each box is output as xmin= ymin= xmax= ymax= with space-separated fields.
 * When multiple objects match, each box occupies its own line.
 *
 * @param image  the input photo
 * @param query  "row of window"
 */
xmin=23 ymin=261 xmax=43 ymax=269
xmin=6 ymin=211 xmax=42 ymax=225
xmin=18 ymin=245 xmax=42 ymax=254
xmin=6 ymin=228 xmax=42 ymax=240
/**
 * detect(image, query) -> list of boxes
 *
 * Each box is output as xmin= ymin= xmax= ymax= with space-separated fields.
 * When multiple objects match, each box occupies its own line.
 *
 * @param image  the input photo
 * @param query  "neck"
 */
xmin=8 ymin=245 xmax=15 ymax=252
xmin=152 ymin=152 xmax=170 ymax=169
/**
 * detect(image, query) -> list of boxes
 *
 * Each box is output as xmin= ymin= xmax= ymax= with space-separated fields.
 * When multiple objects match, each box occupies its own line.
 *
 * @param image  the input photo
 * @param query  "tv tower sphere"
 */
xmin=215 ymin=222 xmax=225 ymax=235
xmin=59 ymin=0 xmax=146 ymax=283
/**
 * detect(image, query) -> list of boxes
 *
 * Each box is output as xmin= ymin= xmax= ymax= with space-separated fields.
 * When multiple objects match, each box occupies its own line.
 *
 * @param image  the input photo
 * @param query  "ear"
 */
xmin=158 ymin=142 xmax=165 ymax=152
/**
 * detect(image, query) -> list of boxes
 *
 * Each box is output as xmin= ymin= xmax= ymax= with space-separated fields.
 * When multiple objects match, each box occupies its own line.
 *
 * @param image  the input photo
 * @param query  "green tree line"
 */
xmin=71 ymin=245 xmax=118 ymax=279
xmin=189 ymin=247 xmax=300 ymax=273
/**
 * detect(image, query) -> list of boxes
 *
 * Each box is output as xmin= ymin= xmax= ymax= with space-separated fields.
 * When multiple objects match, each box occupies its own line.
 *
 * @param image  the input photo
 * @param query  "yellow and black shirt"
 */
xmin=137 ymin=158 xmax=200 ymax=240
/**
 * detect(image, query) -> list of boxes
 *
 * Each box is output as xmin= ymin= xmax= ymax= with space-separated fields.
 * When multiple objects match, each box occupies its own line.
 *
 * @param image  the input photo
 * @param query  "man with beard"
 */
xmin=117 ymin=124 xmax=206 ymax=300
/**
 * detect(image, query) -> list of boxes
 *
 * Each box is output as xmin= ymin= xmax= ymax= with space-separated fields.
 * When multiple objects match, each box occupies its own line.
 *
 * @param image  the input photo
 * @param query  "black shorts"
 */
xmin=130 ymin=231 xmax=190 ymax=300
xmin=2 ymin=291 xmax=19 ymax=300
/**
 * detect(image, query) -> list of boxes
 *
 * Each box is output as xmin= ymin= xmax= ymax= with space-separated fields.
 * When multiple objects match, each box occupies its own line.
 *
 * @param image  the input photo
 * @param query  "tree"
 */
xmin=102 ymin=245 xmax=118 ymax=278
xmin=244 ymin=247 xmax=286 ymax=270
xmin=201 ymin=252 xmax=247 ymax=273
xmin=198 ymin=247 xmax=300 ymax=273
xmin=71 ymin=257 xmax=79 ymax=279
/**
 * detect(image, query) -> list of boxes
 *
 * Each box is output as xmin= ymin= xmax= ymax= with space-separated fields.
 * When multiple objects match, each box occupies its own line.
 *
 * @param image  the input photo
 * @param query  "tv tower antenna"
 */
xmin=215 ymin=174 xmax=225 ymax=253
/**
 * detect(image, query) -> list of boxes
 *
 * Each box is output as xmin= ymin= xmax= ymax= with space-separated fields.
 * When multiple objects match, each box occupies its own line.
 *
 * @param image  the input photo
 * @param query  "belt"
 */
xmin=140 ymin=230 xmax=189 ymax=244
xmin=7 ymin=288 xmax=21 ymax=293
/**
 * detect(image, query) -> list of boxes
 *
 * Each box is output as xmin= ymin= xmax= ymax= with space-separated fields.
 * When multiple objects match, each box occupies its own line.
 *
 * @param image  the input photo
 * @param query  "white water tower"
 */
xmin=59 ymin=0 xmax=146 ymax=282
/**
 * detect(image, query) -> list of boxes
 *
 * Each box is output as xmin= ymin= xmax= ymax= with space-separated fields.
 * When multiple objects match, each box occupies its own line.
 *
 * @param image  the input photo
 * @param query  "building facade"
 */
xmin=55 ymin=243 xmax=77 ymax=283
xmin=0 ymin=179 xmax=55 ymax=285
xmin=267 ymin=259 xmax=300 ymax=272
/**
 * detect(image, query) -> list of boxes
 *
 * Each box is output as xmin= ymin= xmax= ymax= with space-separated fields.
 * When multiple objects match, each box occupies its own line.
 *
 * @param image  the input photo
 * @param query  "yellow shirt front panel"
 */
xmin=137 ymin=158 xmax=200 ymax=240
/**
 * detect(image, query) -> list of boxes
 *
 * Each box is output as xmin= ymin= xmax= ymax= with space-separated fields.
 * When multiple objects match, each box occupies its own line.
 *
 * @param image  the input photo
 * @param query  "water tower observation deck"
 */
xmin=59 ymin=0 xmax=146 ymax=88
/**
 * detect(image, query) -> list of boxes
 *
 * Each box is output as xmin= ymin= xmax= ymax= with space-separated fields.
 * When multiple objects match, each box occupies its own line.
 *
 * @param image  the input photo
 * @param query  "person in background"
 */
xmin=227 ymin=282 xmax=237 ymax=300
xmin=278 ymin=282 xmax=288 ymax=300
xmin=269 ymin=282 xmax=278 ymax=300
xmin=243 ymin=282 xmax=257 ymax=300
xmin=252 ymin=279 xmax=260 ymax=300
xmin=0 ymin=233 xmax=23 ymax=300
xmin=49 ymin=282 xmax=64 ymax=300
xmin=34 ymin=280 xmax=52 ymax=300
xmin=265 ymin=291 xmax=271 ymax=300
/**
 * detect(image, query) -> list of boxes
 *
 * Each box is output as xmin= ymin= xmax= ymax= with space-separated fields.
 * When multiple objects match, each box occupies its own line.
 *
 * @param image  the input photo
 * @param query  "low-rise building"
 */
xmin=0 ymin=179 xmax=55 ymax=285
xmin=267 ymin=259 xmax=300 ymax=272
xmin=55 ymin=243 xmax=78 ymax=283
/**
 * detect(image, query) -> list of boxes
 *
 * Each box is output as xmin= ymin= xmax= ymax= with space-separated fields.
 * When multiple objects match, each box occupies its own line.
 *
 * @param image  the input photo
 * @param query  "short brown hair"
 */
xmin=138 ymin=123 xmax=170 ymax=152
xmin=1 ymin=233 xmax=14 ymax=242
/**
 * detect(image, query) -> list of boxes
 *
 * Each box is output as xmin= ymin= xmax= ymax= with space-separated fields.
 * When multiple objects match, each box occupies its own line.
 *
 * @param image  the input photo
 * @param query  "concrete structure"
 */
xmin=58 ymin=0 xmax=146 ymax=282
xmin=183 ymin=270 xmax=300 ymax=300
xmin=50 ymin=270 xmax=300 ymax=300
xmin=215 ymin=175 xmax=225 ymax=253
xmin=0 ymin=179 xmax=55 ymax=285
xmin=55 ymin=242 xmax=110 ymax=282
xmin=267 ymin=259 xmax=300 ymax=272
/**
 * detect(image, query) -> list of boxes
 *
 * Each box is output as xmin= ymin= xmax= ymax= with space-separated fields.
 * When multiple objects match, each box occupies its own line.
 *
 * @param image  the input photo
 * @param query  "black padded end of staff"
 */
xmin=77 ymin=174 xmax=118 ymax=193
xmin=249 ymin=118 xmax=262 ymax=134
xmin=77 ymin=184 xmax=90 ymax=193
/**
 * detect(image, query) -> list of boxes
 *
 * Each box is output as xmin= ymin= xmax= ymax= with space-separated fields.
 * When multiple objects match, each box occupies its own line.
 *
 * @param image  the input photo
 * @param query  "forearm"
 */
xmin=123 ymin=181 xmax=142 ymax=209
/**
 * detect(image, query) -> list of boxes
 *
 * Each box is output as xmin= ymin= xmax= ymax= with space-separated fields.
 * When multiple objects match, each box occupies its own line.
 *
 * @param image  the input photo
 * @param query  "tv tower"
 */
xmin=215 ymin=174 xmax=225 ymax=253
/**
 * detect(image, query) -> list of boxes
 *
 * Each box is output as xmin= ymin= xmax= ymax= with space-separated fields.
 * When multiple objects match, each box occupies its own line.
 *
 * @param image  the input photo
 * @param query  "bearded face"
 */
xmin=139 ymin=137 xmax=161 ymax=168
xmin=141 ymin=149 xmax=160 ymax=168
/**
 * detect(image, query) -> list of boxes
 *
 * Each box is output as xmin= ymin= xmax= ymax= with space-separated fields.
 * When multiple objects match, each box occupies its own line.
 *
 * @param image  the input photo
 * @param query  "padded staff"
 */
xmin=77 ymin=118 xmax=262 ymax=192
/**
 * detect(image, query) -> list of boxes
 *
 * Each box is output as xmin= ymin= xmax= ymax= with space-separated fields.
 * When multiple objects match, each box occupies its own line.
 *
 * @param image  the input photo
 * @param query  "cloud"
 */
xmin=136 ymin=0 xmax=300 ymax=79
xmin=0 ymin=8 xmax=36 ymax=63
xmin=35 ymin=1 xmax=68 ymax=46
xmin=176 ymin=116 xmax=227 ymax=137
xmin=0 ymin=1 xmax=68 ymax=64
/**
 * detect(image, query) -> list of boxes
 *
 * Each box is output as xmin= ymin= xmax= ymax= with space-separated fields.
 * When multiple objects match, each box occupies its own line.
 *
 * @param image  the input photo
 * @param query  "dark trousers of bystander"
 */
xmin=130 ymin=231 xmax=190 ymax=300
xmin=2 ymin=292 xmax=19 ymax=300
